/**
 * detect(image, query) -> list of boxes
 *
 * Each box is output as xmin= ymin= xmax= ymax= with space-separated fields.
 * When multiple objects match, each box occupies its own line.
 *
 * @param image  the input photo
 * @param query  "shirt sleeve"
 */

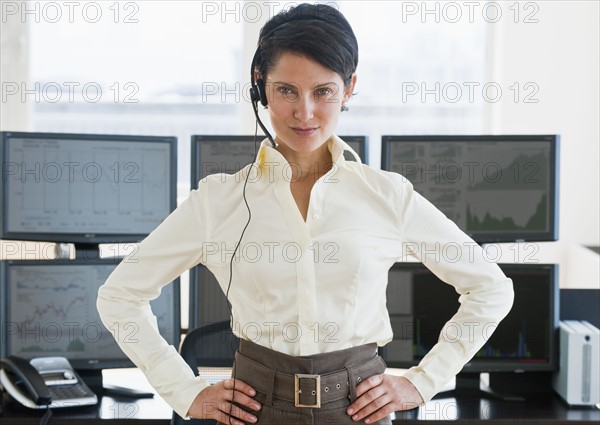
xmin=97 ymin=184 xmax=211 ymax=419
xmin=394 ymin=176 xmax=514 ymax=403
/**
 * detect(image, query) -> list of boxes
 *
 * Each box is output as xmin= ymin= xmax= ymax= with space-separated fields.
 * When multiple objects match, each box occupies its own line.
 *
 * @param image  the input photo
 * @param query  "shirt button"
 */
xmin=312 ymin=213 xmax=320 ymax=220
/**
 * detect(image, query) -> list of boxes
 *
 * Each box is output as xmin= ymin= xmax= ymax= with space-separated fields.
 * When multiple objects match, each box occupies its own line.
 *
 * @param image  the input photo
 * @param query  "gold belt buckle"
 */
xmin=294 ymin=374 xmax=321 ymax=408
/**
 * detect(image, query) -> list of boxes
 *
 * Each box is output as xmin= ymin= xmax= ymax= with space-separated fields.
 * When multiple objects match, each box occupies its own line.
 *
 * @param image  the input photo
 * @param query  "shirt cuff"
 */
xmin=401 ymin=366 xmax=442 ymax=404
xmin=144 ymin=353 xmax=211 ymax=419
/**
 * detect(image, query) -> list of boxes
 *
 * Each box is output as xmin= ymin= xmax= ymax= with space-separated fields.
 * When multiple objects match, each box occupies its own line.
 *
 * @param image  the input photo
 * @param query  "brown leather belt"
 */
xmin=234 ymin=351 xmax=387 ymax=408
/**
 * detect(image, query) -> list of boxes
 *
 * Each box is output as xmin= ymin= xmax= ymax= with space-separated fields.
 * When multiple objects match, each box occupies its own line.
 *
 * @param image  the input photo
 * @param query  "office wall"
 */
xmin=487 ymin=0 xmax=599 ymax=246
xmin=0 ymin=11 xmax=36 ymax=258
xmin=239 ymin=1 xmax=600 ymax=246
xmin=0 ymin=7 xmax=29 ymax=131
xmin=241 ymin=4 xmax=268 ymax=134
xmin=2 ymin=1 xmax=598 ymax=284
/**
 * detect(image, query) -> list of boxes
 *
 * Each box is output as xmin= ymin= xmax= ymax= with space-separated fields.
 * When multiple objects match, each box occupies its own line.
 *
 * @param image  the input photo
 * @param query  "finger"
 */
xmin=363 ymin=402 xmax=396 ymax=424
xmin=230 ymin=390 xmax=262 ymax=412
xmin=347 ymin=375 xmax=385 ymax=415
xmin=222 ymin=379 xmax=261 ymax=412
xmin=350 ymin=391 xmax=390 ymax=421
xmin=215 ymin=410 xmax=246 ymax=425
xmin=223 ymin=378 xmax=257 ymax=397
xmin=218 ymin=401 xmax=258 ymax=424
xmin=347 ymin=387 xmax=386 ymax=417
xmin=355 ymin=374 xmax=384 ymax=398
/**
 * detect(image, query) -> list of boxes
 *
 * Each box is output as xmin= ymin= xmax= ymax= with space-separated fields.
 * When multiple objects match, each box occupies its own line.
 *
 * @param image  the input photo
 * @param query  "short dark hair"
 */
xmin=255 ymin=3 xmax=359 ymax=87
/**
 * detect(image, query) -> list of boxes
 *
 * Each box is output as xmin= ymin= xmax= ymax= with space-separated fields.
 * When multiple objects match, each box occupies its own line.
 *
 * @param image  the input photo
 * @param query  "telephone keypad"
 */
xmin=49 ymin=384 xmax=96 ymax=402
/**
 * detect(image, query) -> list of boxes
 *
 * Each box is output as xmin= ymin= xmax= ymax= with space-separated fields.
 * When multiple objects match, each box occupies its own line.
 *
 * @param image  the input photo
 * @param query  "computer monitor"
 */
xmin=1 ymin=131 xmax=177 ymax=245
xmin=189 ymin=262 xmax=558 ymax=382
xmin=0 ymin=259 xmax=180 ymax=387
xmin=560 ymin=288 xmax=600 ymax=329
xmin=380 ymin=135 xmax=560 ymax=243
xmin=191 ymin=135 xmax=368 ymax=188
xmin=188 ymin=264 xmax=230 ymax=330
xmin=341 ymin=136 xmax=368 ymax=164
xmin=191 ymin=135 xmax=258 ymax=185
xmin=382 ymin=262 xmax=558 ymax=396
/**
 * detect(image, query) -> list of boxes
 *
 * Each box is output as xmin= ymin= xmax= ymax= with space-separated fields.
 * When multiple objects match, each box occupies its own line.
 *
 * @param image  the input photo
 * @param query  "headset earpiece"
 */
xmin=256 ymin=78 xmax=268 ymax=107
xmin=249 ymin=84 xmax=260 ymax=104
xmin=250 ymin=77 xmax=268 ymax=108
xmin=250 ymin=64 xmax=275 ymax=146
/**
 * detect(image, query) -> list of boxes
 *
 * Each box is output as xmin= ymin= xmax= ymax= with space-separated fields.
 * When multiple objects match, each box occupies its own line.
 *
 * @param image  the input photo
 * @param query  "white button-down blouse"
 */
xmin=97 ymin=135 xmax=514 ymax=418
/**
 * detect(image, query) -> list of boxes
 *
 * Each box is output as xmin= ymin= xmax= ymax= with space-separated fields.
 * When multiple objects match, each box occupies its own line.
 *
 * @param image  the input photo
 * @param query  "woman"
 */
xmin=97 ymin=4 xmax=514 ymax=424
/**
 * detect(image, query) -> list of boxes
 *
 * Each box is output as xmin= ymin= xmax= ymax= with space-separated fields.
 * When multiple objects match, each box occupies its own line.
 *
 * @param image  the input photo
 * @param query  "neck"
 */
xmin=276 ymin=140 xmax=333 ymax=182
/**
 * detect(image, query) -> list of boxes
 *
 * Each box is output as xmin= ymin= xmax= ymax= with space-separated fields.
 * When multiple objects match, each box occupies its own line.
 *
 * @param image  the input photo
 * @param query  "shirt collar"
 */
xmin=255 ymin=135 xmax=363 ymax=181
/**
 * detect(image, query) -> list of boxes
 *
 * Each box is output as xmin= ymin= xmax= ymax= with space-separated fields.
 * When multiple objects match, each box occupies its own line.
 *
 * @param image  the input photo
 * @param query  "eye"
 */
xmin=315 ymin=87 xmax=333 ymax=97
xmin=275 ymin=85 xmax=300 ymax=101
xmin=277 ymin=85 xmax=296 ymax=96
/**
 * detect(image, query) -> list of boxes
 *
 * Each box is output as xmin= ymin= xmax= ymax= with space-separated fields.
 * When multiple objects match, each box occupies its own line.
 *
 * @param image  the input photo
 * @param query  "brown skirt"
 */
xmin=229 ymin=339 xmax=392 ymax=425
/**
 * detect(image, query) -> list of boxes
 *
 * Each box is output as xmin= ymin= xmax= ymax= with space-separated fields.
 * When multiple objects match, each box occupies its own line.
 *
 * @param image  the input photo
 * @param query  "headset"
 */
xmin=248 ymin=27 xmax=276 ymax=148
xmin=221 ymin=24 xmax=278 ymax=425
xmin=248 ymin=8 xmax=335 ymax=148
xmin=223 ymin=10 xmax=334 ymax=424
xmin=223 ymin=24 xmax=282 ymax=321
xmin=249 ymin=49 xmax=269 ymax=109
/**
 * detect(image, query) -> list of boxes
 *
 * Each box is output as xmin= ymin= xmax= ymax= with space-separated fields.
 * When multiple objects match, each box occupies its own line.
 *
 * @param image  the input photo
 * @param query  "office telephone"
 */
xmin=0 ymin=355 xmax=98 ymax=409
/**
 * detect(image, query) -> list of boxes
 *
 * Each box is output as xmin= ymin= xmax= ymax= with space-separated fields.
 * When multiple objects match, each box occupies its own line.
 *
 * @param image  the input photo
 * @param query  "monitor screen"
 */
xmin=380 ymin=135 xmax=559 ymax=243
xmin=191 ymin=135 xmax=368 ymax=188
xmin=1 ymin=131 xmax=177 ymax=243
xmin=188 ymin=265 xmax=230 ymax=330
xmin=189 ymin=262 xmax=558 ymax=374
xmin=191 ymin=135 xmax=258 ymax=185
xmin=560 ymin=288 xmax=600 ymax=329
xmin=341 ymin=136 xmax=368 ymax=165
xmin=382 ymin=262 xmax=558 ymax=373
xmin=0 ymin=259 xmax=180 ymax=371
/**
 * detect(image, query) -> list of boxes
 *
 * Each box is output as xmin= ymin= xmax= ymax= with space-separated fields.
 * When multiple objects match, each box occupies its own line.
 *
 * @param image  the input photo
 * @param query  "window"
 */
xmin=29 ymin=1 xmax=244 ymax=198
xmin=29 ymin=1 xmax=488 ymax=181
xmin=25 ymin=1 xmax=489 ymax=329
xmin=336 ymin=1 xmax=488 ymax=165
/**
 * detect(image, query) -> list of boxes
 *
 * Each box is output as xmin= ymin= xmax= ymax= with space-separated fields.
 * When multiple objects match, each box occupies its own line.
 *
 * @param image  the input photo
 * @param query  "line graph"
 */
xmin=9 ymin=265 xmax=105 ymax=357
xmin=7 ymin=263 xmax=178 ymax=360
xmin=6 ymin=137 xmax=172 ymax=235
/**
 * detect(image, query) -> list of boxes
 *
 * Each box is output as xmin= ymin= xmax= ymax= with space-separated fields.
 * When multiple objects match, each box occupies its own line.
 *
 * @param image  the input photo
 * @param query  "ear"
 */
xmin=343 ymin=73 xmax=358 ymax=103
xmin=253 ymin=69 xmax=262 ymax=84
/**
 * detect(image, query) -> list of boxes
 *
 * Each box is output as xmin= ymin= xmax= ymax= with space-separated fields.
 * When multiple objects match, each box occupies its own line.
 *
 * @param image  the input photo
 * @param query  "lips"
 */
xmin=291 ymin=127 xmax=318 ymax=137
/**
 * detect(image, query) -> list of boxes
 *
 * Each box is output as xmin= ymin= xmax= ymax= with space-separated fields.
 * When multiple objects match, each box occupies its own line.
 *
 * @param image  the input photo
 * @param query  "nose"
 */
xmin=293 ymin=93 xmax=315 ymax=122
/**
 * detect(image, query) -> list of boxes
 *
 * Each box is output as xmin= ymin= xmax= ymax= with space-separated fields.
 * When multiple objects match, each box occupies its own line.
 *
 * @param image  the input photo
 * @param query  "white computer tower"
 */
xmin=553 ymin=320 xmax=599 ymax=405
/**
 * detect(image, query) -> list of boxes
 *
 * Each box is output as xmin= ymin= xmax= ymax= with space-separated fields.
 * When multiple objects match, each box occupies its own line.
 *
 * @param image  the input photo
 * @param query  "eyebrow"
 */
xmin=271 ymin=81 xmax=338 ymax=88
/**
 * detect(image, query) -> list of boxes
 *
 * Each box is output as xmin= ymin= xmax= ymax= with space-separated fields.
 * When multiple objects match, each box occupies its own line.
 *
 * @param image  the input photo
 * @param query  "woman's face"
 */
xmin=264 ymin=52 xmax=356 ymax=155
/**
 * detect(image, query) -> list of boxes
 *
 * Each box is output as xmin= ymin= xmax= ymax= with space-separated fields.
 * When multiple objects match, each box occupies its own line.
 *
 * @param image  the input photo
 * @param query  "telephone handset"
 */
xmin=0 ymin=356 xmax=98 ymax=409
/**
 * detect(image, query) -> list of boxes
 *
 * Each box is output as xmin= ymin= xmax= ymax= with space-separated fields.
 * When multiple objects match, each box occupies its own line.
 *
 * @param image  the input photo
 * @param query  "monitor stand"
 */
xmin=77 ymin=369 xmax=154 ymax=399
xmin=78 ymin=369 xmax=104 ymax=390
xmin=435 ymin=372 xmax=525 ymax=402
xmin=73 ymin=243 xmax=101 ymax=260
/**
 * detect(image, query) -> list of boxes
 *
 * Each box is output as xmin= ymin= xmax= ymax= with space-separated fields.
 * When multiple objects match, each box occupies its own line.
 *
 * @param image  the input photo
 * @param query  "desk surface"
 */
xmin=3 ymin=394 xmax=599 ymax=424
xmin=1 ymin=369 xmax=599 ymax=424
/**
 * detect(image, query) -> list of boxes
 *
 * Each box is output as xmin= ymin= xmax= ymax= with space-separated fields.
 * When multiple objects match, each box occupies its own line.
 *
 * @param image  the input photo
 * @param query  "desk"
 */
xmin=1 ymin=368 xmax=172 ymax=424
xmin=1 ymin=369 xmax=599 ymax=424
xmin=2 ymin=394 xmax=599 ymax=424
